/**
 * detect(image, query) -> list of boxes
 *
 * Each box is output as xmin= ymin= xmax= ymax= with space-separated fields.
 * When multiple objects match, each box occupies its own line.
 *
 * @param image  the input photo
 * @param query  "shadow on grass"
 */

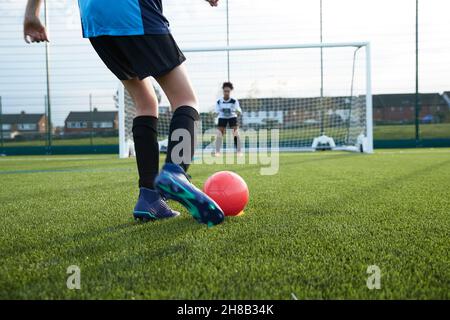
xmin=1 ymin=211 xmax=202 ymax=262
xmin=62 ymin=215 xmax=204 ymax=273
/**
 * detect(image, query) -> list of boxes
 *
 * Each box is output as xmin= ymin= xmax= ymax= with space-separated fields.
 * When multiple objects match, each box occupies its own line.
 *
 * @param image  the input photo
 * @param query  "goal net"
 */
xmin=117 ymin=42 xmax=373 ymax=157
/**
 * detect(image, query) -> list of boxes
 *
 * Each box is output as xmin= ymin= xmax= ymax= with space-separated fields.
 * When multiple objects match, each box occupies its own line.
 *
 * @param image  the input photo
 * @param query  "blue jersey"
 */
xmin=78 ymin=0 xmax=170 ymax=38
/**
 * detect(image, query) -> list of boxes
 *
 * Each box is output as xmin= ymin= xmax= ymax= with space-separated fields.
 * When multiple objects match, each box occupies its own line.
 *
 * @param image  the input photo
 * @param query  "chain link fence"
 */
xmin=0 ymin=0 xmax=449 ymax=155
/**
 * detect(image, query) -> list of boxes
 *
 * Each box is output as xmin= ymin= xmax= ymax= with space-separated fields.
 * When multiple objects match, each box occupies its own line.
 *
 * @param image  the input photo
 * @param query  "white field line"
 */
xmin=0 ymin=149 xmax=448 ymax=162
xmin=375 ymin=149 xmax=450 ymax=155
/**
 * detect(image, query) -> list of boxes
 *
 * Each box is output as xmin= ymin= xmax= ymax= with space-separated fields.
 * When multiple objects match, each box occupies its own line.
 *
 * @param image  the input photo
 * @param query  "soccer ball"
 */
xmin=203 ymin=171 xmax=249 ymax=216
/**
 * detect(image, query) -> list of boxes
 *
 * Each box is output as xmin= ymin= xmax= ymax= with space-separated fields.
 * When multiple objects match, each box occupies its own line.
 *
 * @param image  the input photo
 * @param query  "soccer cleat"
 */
xmin=154 ymin=163 xmax=225 ymax=226
xmin=133 ymin=187 xmax=180 ymax=222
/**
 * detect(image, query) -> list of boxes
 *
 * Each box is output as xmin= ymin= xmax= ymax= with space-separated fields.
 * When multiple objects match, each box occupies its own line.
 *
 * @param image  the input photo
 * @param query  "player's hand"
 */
xmin=205 ymin=0 xmax=219 ymax=7
xmin=24 ymin=15 xmax=49 ymax=43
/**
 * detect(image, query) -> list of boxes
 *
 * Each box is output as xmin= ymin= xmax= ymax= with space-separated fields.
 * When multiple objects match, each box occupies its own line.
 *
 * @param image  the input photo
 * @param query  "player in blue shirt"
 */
xmin=24 ymin=0 xmax=224 ymax=226
xmin=78 ymin=0 xmax=171 ymax=37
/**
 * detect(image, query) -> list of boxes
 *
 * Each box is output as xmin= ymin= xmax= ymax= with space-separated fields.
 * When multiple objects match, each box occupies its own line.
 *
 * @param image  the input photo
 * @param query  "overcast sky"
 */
xmin=0 ymin=0 xmax=449 ymax=125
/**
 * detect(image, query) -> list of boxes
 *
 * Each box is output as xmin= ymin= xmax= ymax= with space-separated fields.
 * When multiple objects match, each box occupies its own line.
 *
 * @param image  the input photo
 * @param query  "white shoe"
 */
xmin=214 ymin=152 xmax=221 ymax=157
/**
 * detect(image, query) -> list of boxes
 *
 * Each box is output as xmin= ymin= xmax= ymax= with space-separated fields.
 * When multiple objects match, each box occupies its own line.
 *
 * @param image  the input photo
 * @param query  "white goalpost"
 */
xmin=117 ymin=42 xmax=373 ymax=158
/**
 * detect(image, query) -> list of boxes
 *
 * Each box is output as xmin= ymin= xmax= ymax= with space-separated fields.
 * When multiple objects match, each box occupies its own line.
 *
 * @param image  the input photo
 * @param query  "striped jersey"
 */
xmin=77 ymin=0 xmax=170 ymax=38
xmin=216 ymin=98 xmax=242 ymax=119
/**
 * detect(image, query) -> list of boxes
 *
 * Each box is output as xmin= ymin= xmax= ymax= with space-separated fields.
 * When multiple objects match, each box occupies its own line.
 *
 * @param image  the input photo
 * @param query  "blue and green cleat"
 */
xmin=133 ymin=187 xmax=180 ymax=222
xmin=155 ymin=163 xmax=225 ymax=226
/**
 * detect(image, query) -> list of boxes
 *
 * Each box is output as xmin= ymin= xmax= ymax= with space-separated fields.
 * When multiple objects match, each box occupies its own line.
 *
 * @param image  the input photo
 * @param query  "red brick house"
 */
xmin=239 ymin=97 xmax=354 ymax=128
xmin=373 ymin=93 xmax=449 ymax=124
xmin=64 ymin=109 xmax=118 ymax=133
xmin=1 ymin=111 xmax=47 ymax=138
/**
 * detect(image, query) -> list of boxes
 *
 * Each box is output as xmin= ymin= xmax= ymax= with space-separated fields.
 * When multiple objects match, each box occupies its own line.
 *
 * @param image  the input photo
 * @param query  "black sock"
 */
xmin=132 ymin=116 xmax=159 ymax=189
xmin=166 ymin=106 xmax=199 ymax=172
xmin=234 ymin=136 xmax=238 ymax=149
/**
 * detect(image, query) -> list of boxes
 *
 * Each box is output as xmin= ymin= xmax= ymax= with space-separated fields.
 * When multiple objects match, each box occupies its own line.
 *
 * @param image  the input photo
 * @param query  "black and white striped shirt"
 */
xmin=215 ymin=98 xmax=242 ymax=119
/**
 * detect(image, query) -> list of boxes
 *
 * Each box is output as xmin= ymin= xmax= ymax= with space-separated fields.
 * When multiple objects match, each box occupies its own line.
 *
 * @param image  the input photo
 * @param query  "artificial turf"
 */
xmin=0 ymin=150 xmax=449 ymax=299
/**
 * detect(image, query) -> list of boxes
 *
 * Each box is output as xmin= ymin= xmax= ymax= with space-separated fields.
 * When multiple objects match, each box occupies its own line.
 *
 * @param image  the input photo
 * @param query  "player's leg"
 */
xmin=124 ymin=78 xmax=159 ymax=117
xmin=216 ymin=125 xmax=225 ymax=155
xmin=88 ymin=36 xmax=183 ymax=222
xmin=123 ymin=78 xmax=159 ymax=189
xmin=156 ymin=64 xmax=198 ymax=172
xmin=230 ymin=117 xmax=242 ymax=154
xmin=232 ymin=126 xmax=242 ymax=154
xmin=123 ymin=78 xmax=180 ymax=221
xmin=153 ymin=64 xmax=224 ymax=226
xmin=229 ymin=116 xmax=242 ymax=154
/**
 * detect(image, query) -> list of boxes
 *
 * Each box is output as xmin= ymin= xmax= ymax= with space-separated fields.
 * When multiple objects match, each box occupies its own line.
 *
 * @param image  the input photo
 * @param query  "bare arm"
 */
xmin=24 ymin=0 xmax=49 ymax=43
xmin=215 ymin=100 xmax=221 ymax=115
xmin=235 ymin=100 xmax=242 ymax=115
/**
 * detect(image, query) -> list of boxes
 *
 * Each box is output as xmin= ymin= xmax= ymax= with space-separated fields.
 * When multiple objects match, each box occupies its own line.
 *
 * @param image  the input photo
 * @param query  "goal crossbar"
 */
xmin=182 ymin=42 xmax=370 ymax=53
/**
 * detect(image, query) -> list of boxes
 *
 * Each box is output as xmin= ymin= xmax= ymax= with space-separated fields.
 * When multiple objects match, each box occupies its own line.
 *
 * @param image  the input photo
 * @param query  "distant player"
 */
xmin=23 ymin=0 xmax=224 ymax=226
xmin=215 ymin=82 xmax=242 ymax=156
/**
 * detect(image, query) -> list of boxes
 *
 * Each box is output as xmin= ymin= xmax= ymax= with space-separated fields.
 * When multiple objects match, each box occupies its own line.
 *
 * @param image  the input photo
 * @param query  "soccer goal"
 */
xmin=117 ymin=42 xmax=373 ymax=158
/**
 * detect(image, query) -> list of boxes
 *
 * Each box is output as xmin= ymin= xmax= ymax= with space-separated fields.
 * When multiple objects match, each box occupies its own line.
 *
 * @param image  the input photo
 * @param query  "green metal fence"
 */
xmin=1 ymin=0 xmax=449 ymax=156
xmin=1 ymin=93 xmax=449 ymax=156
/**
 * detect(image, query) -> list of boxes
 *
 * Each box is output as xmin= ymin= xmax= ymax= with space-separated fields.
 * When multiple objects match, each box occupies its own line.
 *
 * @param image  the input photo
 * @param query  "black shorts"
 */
xmin=89 ymin=34 xmax=186 ymax=80
xmin=218 ymin=117 xmax=238 ymax=128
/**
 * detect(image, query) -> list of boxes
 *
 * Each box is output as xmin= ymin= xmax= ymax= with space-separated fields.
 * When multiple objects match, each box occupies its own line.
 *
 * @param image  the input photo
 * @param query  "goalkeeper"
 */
xmin=23 ymin=0 xmax=224 ymax=226
xmin=215 ymin=82 xmax=243 ymax=156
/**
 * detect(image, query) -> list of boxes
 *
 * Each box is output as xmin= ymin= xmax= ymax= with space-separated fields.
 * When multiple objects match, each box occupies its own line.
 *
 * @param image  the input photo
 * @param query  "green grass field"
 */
xmin=0 ymin=150 xmax=449 ymax=299
xmin=2 ymin=136 xmax=119 ymax=147
xmin=374 ymin=123 xmax=450 ymax=140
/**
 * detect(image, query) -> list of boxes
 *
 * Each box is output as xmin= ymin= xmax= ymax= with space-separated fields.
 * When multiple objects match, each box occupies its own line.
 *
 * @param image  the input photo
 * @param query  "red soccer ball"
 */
xmin=203 ymin=171 xmax=249 ymax=217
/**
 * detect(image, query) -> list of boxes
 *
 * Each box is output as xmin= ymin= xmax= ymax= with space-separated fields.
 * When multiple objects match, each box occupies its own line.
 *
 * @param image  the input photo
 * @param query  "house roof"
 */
xmin=65 ymin=110 xmax=117 ymax=122
xmin=1 ymin=112 xmax=45 ymax=124
xmin=238 ymin=93 xmax=448 ymax=111
xmin=239 ymin=97 xmax=353 ymax=111
xmin=373 ymin=93 xmax=447 ymax=108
